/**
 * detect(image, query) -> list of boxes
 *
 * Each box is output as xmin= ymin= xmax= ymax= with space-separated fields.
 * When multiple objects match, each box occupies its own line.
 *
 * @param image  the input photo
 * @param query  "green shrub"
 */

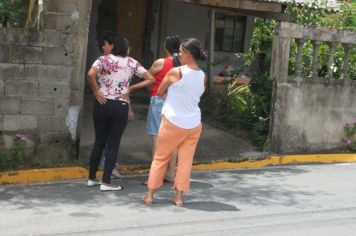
xmin=343 ymin=121 xmax=356 ymax=152
xmin=286 ymin=1 xmax=356 ymax=79
xmin=203 ymin=2 xmax=355 ymax=149
xmin=0 ymin=133 xmax=27 ymax=171
xmin=0 ymin=0 xmax=27 ymax=27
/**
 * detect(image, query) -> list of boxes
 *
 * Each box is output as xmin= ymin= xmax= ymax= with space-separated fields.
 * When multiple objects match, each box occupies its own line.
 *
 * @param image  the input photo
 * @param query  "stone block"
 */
xmin=0 ymin=63 xmax=25 ymax=80
xmin=5 ymin=81 xmax=39 ymax=97
xmin=25 ymin=64 xmax=72 ymax=82
xmin=0 ymin=28 xmax=28 ymax=45
xmin=28 ymin=30 xmax=62 ymax=47
xmin=70 ymin=90 xmax=83 ymax=106
xmin=43 ymin=47 xmax=73 ymax=65
xmin=39 ymin=82 xmax=70 ymax=98
xmin=0 ymin=28 xmax=4 ymax=43
xmin=0 ymin=80 xmax=4 ymax=96
xmin=4 ymin=115 xmax=37 ymax=131
xmin=61 ymin=33 xmax=76 ymax=52
xmin=35 ymin=132 xmax=74 ymax=165
xmin=54 ymin=83 xmax=71 ymax=99
xmin=70 ymin=72 xmax=82 ymax=90
xmin=21 ymin=81 xmax=39 ymax=97
xmin=44 ymin=0 xmax=79 ymax=14
xmin=38 ymin=115 xmax=66 ymax=132
xmin=42 ymin=12 xmax=73 ymax=31
xmin=39 ymin=131 xmax=68 ymax=145
xmin=38 ymin=82 xmax=54 ymax=97
xmin=9 ymin=46 xmax=42 ymax=64
xmin=21 ymin=98 xmax=53 ymax=115
xmin=4 ymin=81 xmax=20 ymax=96
xmin=0 ymin=115 xmax=3 ymax=130
xmin=0 ymin=97 xmax=20 ymax=114
xmin=54 ymin=98 xmax=69 ymax=117
xmin=0 ymin=45 xmax=9 ymax=62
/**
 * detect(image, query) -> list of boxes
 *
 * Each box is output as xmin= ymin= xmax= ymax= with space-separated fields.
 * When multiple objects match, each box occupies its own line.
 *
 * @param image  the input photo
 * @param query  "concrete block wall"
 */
xmin=0 ymin=0 xmax=92 ymax=165
xmin=268 ymin=23 xmax=356 ymax=153
xmin=268 ymin=79 xmax=356 ymax=153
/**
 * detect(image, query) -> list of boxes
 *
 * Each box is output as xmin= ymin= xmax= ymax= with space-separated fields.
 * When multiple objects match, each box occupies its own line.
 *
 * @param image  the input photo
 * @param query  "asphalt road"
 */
xmin=1 ymin=163 xmax=356 ymax=235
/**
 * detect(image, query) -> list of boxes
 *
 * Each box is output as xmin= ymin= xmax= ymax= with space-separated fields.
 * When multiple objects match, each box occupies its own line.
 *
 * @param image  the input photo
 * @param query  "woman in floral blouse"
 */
xmin=87 ymin=34 xmax=154 ymax=191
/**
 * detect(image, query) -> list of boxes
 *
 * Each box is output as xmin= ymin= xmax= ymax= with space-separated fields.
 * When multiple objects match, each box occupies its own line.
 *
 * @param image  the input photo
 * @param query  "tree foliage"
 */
xmin=321 ymin=1 xmax=356 ymax=31
xmin=0 ymin=0 xmax=27 ymax=27
xmin=203 ymin=1 xmax=356 ymax=148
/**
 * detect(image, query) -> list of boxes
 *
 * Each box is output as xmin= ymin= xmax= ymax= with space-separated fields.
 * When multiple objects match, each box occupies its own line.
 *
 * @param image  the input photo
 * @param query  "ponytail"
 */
xmin=172 ymin=53 xmax=181 ymax=67
xmin=181 ymin=38 xmax=207 ymax=62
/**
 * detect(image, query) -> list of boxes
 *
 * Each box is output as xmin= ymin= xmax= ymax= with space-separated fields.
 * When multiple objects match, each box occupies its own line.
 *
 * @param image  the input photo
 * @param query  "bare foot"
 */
xmin=172 ymin=196 xmax=183 ymax=207
xmin=142 ymin=195 xmax=153 ymax=206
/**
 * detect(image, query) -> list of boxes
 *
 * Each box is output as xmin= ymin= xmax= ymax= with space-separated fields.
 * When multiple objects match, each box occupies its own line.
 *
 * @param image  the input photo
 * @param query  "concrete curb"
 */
xmin=1 ymin=153 xmax=355 ymax=185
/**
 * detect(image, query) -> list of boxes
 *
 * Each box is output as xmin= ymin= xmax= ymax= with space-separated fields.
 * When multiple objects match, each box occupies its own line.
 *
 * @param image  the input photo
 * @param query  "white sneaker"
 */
xmin=87 ymin=179 xmax=101 ymax=187
xmin=100 ymin=183 xmax=124 ymax=191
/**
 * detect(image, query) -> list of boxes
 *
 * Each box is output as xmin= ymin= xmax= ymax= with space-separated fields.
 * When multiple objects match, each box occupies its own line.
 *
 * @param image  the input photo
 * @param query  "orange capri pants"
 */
xmin=147 ymin=116 xmax=202 ymax=192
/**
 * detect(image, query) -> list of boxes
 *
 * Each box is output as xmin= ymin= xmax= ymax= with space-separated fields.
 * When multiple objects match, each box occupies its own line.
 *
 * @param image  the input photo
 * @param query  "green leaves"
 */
xmin=320 ymin=2 xmax=356 ymax=31
xmin=285 ymin=0 xmax=356 ymax=31
xmin=288 ymin=40 xmax=356 ymax=79
xmin=285 ymin=1 xmax=356 ymax=80
xmin=343 ymin=122 xmax=356 ymax=152
xmin=0 ymin=0 xmax=27 ymax=27
xmin=239 ymin=18 xmax=277 ymax=68
xmin=285 ymin=1 xmax=325 ymax=26
xmin=0 ymin=135 xmax=26 ymax=171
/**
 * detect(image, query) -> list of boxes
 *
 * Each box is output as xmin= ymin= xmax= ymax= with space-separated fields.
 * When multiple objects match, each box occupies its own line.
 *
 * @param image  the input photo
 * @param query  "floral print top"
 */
xmin=92 ymin=54 xmax=147 ymax=102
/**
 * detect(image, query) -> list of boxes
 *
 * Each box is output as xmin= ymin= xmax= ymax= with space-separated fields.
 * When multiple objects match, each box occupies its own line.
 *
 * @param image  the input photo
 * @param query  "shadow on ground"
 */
xmin=0 ymin=166 xmax=332 ymax=214
xmin=78 ymin=97 xmax=258 ymax=166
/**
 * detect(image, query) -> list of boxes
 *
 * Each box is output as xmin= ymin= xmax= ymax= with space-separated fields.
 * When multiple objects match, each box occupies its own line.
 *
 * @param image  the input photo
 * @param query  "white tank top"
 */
xmin=162 ymin=66 xmax=205 ymax=129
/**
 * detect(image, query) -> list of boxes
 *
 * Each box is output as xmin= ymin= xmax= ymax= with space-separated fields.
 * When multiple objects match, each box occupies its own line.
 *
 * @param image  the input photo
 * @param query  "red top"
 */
xmin=150 ymin=57 xmax=173 ymax=96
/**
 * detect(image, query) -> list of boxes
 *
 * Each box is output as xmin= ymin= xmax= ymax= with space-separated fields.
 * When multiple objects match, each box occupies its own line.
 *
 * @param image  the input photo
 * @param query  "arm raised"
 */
xmin=158 ymin=67 xmax=181 ymax=96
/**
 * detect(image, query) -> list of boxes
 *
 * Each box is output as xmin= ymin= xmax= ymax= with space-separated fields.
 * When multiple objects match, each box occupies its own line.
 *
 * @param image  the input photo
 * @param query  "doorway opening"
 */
xmin=79 ymin=0 xmax=158 ymax=164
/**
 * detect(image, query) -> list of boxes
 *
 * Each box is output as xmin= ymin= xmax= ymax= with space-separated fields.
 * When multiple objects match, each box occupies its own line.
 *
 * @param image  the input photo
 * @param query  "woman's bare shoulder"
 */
xmin=167 ymin=67 xmax=180 ymax=75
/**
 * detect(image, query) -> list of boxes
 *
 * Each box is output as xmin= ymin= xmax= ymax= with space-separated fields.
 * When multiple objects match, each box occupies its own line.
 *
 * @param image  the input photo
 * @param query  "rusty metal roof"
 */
xmin=258 ymin=0 xmax=340 ymax=9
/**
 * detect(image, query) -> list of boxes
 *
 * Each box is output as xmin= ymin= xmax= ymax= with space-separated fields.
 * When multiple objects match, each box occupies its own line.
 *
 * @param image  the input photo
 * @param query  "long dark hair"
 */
xmin=99 ymin=34 xmax=115 ymax=53
xmin=100 ymin=34 xmax=129 ymax=57
xmin=114 ymin=35 xmax=129 ymax=57
xmin=180 ymin=38 xmax=207 ymax=62
xmin=164 ymin=34 xmax=181 ymax=67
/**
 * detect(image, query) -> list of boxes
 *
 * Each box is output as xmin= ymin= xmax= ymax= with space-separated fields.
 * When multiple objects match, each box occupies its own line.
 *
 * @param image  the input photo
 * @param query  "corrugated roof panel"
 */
xmin=258 ymin=0 xmax=340 ymax=9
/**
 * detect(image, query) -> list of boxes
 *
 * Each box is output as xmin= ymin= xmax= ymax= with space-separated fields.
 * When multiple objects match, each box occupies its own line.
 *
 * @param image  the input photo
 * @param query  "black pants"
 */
xmin=88 ymin=99 xmax=128 ymax=184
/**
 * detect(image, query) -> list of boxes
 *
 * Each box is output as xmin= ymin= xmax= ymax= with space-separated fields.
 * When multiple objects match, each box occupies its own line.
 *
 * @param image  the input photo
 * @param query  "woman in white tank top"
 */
xmin=143 ymin=38 xmax=207 ymax=207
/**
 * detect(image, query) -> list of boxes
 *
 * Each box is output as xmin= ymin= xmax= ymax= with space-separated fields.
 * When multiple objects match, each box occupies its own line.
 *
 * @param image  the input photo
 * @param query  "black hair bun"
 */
xmin=200 ymin=49 xmax=207 ymax=61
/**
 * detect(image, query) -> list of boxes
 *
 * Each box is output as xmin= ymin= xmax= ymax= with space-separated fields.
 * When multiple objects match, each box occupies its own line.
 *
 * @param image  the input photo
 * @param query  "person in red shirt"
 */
xmin=143 ymin=35 xmax=181 ymax=185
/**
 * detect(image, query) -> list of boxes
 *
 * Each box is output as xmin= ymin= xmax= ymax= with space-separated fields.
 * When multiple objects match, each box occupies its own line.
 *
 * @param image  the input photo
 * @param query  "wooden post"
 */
xmin=207 ymin=8 xmax=215 ymax=93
